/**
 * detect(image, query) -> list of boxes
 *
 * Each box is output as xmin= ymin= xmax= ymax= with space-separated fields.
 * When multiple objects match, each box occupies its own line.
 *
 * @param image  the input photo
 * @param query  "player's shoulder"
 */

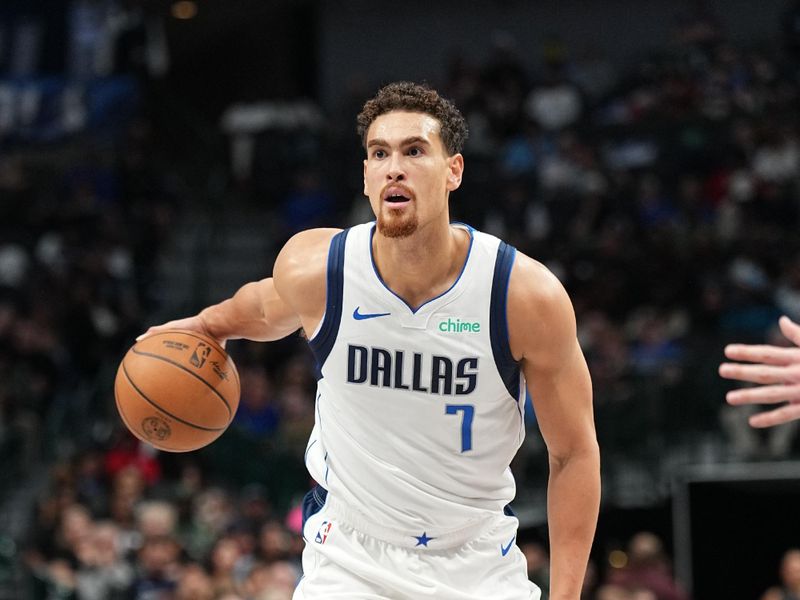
xmin=280 ymin=227 xmax=343 ymax=260
xmin=276 ymin=227 xmax=341 ymax=272
xmin=505 ymin=249 xmax=576 ymax=361
xmin=274 ymin=227 xmax=342 ymax=304
xmin=508 ymin=249 xmax=568 ymax=308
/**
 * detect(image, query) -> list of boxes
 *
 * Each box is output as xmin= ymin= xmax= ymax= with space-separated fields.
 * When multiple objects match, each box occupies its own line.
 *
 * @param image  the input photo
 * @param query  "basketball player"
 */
xmin=140 ymin=82 xmax=600 ymax=599
xmin=720 ymin=316 xmax=800 ymax=428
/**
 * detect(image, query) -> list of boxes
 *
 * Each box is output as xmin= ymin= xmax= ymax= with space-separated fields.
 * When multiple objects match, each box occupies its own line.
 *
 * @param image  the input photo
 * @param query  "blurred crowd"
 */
xmin=20 ymin=445 xmax=304 ymax=599
xmin=1 ymin=1 xmax=800 ymax=598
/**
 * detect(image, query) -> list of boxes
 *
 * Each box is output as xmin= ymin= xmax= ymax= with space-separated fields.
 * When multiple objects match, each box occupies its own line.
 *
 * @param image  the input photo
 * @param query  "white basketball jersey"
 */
xmin=305 ymin=222 xmax=526 ymax=541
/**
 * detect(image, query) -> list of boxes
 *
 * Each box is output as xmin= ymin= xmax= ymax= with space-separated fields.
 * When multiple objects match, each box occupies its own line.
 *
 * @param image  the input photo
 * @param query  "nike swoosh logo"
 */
xmin=353 ymin=307 xmax=391 ymax=320
xmin=500 ymin=535 xmax=516 ymax=557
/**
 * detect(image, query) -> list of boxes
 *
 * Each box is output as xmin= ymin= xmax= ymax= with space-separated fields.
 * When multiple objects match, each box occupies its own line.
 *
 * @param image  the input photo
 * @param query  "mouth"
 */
xmin=381 ymin=186 xmax=413 ymax=206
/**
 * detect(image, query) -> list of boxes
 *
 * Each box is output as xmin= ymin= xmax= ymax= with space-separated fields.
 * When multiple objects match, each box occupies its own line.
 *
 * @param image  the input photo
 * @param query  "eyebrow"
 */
xmin=366 ymin=136 xmax=431 ymax=149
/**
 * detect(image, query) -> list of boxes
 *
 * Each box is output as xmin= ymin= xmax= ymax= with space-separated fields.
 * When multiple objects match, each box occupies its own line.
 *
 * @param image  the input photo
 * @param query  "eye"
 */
xmin=372 ymin=149 xmax=386 ymax=159
xmin=407 ymin=146 xmax=423 ymax=157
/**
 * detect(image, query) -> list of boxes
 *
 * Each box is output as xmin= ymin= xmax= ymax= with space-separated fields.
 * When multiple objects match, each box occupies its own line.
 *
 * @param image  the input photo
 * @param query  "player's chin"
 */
xmin=377 ymin=211 xmax=418 ymax=238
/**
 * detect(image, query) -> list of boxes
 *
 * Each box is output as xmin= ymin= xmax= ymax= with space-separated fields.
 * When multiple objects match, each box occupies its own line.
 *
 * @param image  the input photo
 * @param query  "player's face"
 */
xmin=363 ymin=111 xmax=463 ymax=238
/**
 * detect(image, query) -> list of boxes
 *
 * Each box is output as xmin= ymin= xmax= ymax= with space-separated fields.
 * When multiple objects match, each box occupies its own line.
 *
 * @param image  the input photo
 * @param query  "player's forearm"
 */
xmin=546 ymin=444 xmax=601 ymax=600
xmin=199 ymin=279 xmax=301 ymax=342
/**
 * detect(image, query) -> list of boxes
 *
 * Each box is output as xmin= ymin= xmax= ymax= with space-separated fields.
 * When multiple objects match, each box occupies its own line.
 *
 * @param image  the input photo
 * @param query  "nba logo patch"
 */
xmin=315 ymin=520 xmax=333 ymax=544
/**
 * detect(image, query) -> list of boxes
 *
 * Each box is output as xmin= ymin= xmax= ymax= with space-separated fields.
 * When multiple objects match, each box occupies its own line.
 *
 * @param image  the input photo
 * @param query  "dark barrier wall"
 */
xmin=673 ymin=463 xmax=800 ymax=599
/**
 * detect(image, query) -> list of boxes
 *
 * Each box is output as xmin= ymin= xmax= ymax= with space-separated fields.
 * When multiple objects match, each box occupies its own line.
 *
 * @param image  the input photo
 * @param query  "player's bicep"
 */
xmin=255 ymin=277 xmax=303 ymax=337
xmin=523 ymin=344 xmax=595 ymax=461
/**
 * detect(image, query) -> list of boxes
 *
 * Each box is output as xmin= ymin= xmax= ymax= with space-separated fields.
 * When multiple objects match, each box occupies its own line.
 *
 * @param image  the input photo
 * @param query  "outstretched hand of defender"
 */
xmin=719 ymin=316 xmax=800 ymax=428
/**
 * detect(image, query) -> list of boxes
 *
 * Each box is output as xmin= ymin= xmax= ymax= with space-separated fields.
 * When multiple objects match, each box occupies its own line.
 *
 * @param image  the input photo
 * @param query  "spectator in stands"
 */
xmin=136 ymin=500 xmax=178 ymax=540
xmin=74 ymin=520 xmax=134 ymax=600
xmin=242 ymin=561 xmax=275 ymax=599
xmin=264 ymin=560 xmax=301 ymax=599
xmin=208 ymin=535 xmax=242 ymax=596
xmin=257 ymin=520 xmax=292 ymax=565
xmin=604 ymin=531 xmax=688 ymax=600
xmin=174 ymin=563 xmax=214 ymax=600
xmin=184 ymin=488 xmax=236 ymax=562
xmin=525 ymin=66 xmax=583 ymax=132
xmin=761 ymin=548 xmax=800 ymax=600
xmin=56 ymin=503 xmax=93 ymax=568
xmin=130 ymin=534 xmax=182 ymax=600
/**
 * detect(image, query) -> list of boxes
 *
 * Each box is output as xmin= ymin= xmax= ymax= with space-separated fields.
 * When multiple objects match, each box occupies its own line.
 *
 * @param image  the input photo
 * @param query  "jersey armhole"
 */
xmin=307 ymin=229 xmax=349 ymax=378
xmin=489 ymin=241 xmax=521 ymax=400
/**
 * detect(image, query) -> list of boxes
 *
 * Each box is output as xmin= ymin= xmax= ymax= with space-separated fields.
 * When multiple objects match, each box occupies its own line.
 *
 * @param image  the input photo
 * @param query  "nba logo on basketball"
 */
xmin=315 ymin=521 xmax=332 ymax=544
xmin=190 ymin=343 xmax=211 ymax=368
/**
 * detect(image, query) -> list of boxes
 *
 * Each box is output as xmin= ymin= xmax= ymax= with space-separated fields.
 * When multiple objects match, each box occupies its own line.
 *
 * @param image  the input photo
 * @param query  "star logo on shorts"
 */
xmin=414 ymin=532 xmax=435 ymax=547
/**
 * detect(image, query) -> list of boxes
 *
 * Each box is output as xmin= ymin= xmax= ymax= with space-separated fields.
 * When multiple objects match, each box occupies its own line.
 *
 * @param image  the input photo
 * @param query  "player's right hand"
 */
xmin=136 ymin=315 xmax=226 ymax=348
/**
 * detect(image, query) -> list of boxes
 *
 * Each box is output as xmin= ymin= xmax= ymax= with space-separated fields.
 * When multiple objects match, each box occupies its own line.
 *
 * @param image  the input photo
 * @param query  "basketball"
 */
xmin=114 ymin=330 xmax=240 ymax=452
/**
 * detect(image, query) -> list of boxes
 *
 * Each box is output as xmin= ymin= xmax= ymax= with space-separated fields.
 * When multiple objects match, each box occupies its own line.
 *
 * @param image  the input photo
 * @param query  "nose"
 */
xmin=386 ymin=154 xmax=406 ymax=181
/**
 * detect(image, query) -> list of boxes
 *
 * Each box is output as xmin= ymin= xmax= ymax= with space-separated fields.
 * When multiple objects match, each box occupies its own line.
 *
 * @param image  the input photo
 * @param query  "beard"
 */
xmin=377 ymin=207 xmax=418 ymax=238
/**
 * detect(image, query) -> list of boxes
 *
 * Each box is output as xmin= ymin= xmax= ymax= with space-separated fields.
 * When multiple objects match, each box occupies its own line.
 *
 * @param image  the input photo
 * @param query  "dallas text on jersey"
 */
xmin=346 ymin=344 xmax=479 ymax=395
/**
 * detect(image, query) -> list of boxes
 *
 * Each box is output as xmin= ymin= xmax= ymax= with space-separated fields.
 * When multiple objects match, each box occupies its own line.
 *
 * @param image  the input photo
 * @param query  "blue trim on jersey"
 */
xmin=368 ymin=222 xmax=475 ymax=314
xmin=449 ymin=221 xmax=475 ymax=234
xmin=490 ymin=241 xmax=520 ymax=400
xmin=300 ymin=484 xmax=328 ymax=535
xmin=303 ymin=439 xmax=317 ymax=464
xmin=308 ymin=229 xmax=349 ymax=378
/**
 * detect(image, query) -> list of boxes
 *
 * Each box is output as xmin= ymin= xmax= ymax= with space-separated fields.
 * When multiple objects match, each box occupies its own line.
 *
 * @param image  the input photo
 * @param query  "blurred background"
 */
xmin=0 ymin=0 xmax=799 ymax=598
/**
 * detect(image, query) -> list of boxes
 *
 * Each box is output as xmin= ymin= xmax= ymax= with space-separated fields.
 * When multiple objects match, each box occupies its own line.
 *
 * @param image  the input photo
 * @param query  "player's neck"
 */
xmin=372 ymin=221 xmax=469 ymax=310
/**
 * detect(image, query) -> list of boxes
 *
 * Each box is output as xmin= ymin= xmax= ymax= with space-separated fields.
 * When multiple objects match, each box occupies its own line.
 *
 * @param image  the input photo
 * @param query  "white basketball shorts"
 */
xmin=292 ymin=490 xmax=541 ymax=600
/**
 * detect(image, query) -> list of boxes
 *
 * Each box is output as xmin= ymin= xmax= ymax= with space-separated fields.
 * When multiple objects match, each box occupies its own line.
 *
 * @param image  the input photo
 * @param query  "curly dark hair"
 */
xmin=356 ymin=81 xmax=469 ymax=156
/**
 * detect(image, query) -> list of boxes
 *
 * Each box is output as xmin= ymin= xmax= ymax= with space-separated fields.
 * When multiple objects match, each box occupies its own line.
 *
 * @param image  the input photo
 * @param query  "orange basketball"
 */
xmin=114 ymin=330 xmax=240 ymax=452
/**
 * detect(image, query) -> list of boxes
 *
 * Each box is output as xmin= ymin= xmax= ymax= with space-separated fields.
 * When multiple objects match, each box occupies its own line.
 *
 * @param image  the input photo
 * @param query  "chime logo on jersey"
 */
xmin=438 ymin=317 xmax=481 ymax=333
xmin=315 ymin=520 xmax=333 ymax=544
xmin=346 ymin=344 xmax=479 ymax=395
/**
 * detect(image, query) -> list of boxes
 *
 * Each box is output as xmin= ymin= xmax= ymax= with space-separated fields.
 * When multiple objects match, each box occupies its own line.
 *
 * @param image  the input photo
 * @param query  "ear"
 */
xmin=363 ymin=159 xmax=369 ymax=196
xmin=446 ymin=154 xmax=464 ymax=192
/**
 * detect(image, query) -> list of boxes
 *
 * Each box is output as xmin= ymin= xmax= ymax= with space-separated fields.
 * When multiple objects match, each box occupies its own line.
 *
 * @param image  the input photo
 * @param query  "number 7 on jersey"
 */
xmin=445 ymin=404 xmax=475 ymax=452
